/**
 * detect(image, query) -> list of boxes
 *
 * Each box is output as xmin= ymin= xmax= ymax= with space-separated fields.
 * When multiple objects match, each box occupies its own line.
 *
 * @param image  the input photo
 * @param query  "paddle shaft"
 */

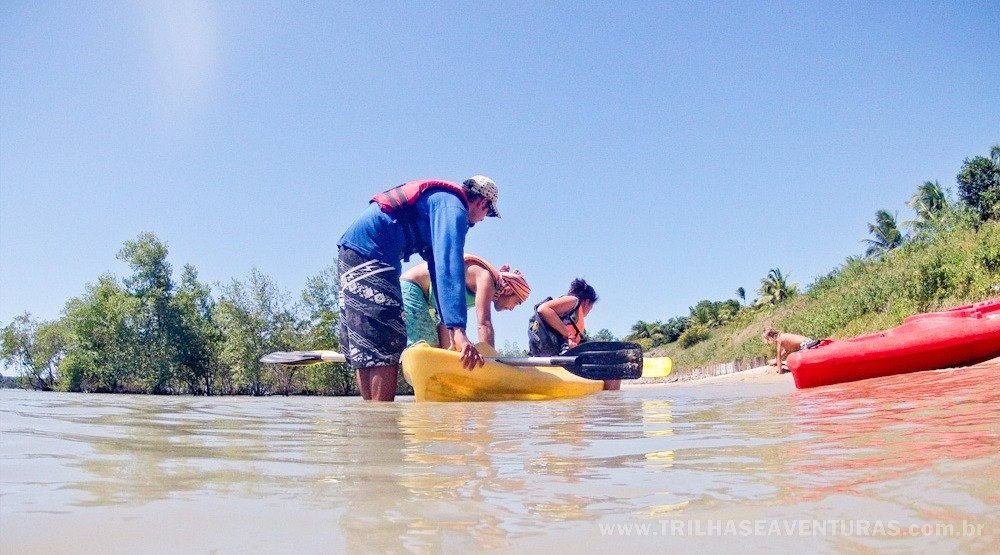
xmin=493 ymin=356 xmax=578 ymax=366
xmin=265 ymin=352 xmax=581 ymax=367
xmin=261 ymin=341 xmax=643 ymax=380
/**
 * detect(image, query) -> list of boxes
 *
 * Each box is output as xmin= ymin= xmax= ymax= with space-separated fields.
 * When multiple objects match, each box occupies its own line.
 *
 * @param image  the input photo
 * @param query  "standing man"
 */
xmin=337 ymin=176 xmax=501 ymax=400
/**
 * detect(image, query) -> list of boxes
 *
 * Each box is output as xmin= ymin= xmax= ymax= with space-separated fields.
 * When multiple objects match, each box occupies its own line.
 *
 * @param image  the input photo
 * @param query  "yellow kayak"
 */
xmin=400 ymin=342 xmax=606 ymax=402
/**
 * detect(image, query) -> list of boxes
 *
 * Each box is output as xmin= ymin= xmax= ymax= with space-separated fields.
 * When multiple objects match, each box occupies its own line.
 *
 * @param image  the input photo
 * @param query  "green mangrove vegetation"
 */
xmin=2 ymin=233 xmax=353 ymax=395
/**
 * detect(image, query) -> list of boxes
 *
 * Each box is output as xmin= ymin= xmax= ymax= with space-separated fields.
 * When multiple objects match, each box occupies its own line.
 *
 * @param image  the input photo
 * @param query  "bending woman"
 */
xmin=528 ymin=278 xmax=617 ymax=390
xmin=401 ymin=254 xmax=530 ymax=349
xmin=528 ymin=278 xmax=598 ymax=356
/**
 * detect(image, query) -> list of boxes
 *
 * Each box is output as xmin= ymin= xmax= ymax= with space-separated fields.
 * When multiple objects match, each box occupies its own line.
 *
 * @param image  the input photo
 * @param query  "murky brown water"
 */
xmin=2 ymin=364 xmax=998 ymax=554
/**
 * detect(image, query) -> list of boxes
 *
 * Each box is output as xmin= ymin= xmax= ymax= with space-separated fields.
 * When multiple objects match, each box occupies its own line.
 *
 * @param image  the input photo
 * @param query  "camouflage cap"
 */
xmin=463 ymin=175 xmax=500 ymax=217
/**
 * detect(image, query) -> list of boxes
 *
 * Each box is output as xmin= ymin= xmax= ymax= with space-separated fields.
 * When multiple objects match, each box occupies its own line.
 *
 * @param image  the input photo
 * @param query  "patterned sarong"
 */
xmin=337 ymin=247 xmax=406 ymax=368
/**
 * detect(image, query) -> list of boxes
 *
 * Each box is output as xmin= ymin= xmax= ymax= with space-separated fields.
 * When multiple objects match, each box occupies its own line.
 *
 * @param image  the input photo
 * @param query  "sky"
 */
xmin=2 ymin=1 xmax=998 ymax=350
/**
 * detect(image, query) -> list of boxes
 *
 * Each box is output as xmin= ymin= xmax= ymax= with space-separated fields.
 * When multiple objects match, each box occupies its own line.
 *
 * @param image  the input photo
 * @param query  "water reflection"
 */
xmin=788 ymin=363 xmax=1000 ymax=505
xmin=390 ymin=395 xmax=657 ymax=550
xmin=2 ymin=365 xmax=997 ymax=554
xmin=3 ymin=395 xmax=360 ymax=510
xmin=779 ymin=363 xmax=1000 ymax=553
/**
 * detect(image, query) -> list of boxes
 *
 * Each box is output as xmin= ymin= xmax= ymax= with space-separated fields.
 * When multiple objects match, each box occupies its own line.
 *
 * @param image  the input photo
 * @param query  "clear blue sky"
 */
xmin=2 ymin=1 xmax=998 ymax=349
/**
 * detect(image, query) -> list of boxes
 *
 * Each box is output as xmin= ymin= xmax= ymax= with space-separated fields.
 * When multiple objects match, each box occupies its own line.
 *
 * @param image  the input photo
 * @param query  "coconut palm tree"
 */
xmin=909 ymin=180 xmax=948 ymax=216
xmin=627 ymin=320 xmax=657 ymax=341
xmin=626 ymin=320 xmax=668 ymax=347
xmin=862 ymin=210 xmax=904 ymax=258
xmin=757 ymin=268 xmax=796 ymax=306
xmin=736 ymin=287 xmax=746 ymax=306
xmin=905 ymin=180 xmax=949 ymax=237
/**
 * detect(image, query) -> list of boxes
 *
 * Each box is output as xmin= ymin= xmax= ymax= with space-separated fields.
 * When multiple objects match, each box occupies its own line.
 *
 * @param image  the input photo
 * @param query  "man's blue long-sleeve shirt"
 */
xmin=337 ymin=189 xmax=469 ymax=330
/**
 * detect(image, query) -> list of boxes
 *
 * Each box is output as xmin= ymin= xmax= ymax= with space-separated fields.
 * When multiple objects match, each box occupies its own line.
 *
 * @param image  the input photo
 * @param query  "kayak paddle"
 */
xmin=260 ymin=341 xmax=644 ymax=381
xmin=260 ymin=350 xmax=345 ymax=365
xmin=492 ymin=342 xmax=643 ymax=380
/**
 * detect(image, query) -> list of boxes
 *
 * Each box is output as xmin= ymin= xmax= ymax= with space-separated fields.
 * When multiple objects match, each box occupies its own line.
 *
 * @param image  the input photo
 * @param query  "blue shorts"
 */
xmin=337 ymin=247 xmax=406 ymax=368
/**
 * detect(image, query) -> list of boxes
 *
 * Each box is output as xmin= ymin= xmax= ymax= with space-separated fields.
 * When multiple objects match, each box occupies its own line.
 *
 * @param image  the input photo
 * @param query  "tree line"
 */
xmin=624 ymin=144 xmax=1000 ymax=351
xmin=2 ymin=233 xmax=352 ymax=395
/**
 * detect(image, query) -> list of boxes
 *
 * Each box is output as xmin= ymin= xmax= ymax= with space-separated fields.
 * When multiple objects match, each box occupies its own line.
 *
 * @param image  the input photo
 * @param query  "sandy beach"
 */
xmin=626 ymin=354 xmax=1000 ymax=390
xmin=625 ymin=364 xmax=794 ymax=389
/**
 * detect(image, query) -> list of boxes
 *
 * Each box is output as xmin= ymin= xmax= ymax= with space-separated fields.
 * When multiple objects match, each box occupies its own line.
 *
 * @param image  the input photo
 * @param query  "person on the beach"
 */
xmin=400 ymin=254 xmax=530 ymax=349
xmin=528 ymin=278 xmax=619 ymax=390
xmin=337 ymin=176 xmax=501 ymax=401
xmin=762 ymin=327 xmax=823 ymax=373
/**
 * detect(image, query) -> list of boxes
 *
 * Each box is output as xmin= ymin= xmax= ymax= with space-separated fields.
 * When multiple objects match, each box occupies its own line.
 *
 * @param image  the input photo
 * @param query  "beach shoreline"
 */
xmin=625 ymin=364 xmax=792 ymax=388
xmin=626 ymin=354 xmax=1000 ymax=389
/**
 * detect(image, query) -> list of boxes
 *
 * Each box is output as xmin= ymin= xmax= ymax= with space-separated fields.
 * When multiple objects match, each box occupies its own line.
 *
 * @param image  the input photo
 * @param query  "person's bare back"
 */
xmin=762 ymin=327 xmax=819 ymax=373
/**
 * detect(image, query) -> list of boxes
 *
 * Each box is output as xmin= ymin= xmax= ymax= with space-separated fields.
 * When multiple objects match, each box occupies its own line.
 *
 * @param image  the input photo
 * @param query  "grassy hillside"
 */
xmin=650 ymin=220 xmax=1000 ymax=371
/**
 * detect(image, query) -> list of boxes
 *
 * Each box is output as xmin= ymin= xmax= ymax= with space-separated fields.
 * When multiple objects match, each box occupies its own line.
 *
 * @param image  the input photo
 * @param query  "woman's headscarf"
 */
xmin=495 ymin=264 xmax=530 ymax=303
xmin=463 ymin=254 xmax=531 ymax=304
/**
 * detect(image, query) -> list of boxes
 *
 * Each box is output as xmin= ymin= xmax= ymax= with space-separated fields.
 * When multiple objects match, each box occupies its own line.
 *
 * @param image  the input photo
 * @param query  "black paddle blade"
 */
xmin=259 ymin=351 xmax=323 ymax=365
xmin=563 ymin=341 xmax=643 ymax=380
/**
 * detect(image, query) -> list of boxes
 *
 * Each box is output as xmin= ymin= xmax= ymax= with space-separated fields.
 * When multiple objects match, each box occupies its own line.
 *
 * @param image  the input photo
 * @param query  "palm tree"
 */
xmin=862 ymin=210 xmax=904 ymax=258
xmin=689 ymin=300 xmax=720 ymax=328
xmin=757 ymin=268 xmax=796 ymax=306
xmin=627 ymin=320 xmax=656 ymax=341
xmin=736 ymin=287 xmax=746 ymax=306
xmin=906 ymin=180 xmax=949 ymax=237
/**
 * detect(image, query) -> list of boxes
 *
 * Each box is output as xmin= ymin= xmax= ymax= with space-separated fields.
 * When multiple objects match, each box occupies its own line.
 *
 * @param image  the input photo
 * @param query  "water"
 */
xmin=2 ymin=365 xmax=997 ymax=554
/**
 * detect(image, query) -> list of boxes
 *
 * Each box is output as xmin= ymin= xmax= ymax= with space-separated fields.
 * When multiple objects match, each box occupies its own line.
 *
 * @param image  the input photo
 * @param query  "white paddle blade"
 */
xmin=260 ymin=350 xmax=347 ymax=365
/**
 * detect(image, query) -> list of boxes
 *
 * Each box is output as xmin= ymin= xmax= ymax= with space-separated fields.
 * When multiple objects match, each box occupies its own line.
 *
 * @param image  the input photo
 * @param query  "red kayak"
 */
xmin=788 ymin=298 xmax=1000 ymax=388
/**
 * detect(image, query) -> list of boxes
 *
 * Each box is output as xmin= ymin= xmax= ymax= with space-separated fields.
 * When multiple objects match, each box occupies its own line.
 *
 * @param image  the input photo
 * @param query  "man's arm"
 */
xmin=425 ymin=192 xmax=482 ymax=368
xmin=425 ymin=194 xmax=469 ymax=330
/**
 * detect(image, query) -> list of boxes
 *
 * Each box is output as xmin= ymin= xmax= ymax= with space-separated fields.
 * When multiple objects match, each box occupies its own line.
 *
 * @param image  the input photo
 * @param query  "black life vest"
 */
xmin=528 ymin=296 xmax=585 ymax=356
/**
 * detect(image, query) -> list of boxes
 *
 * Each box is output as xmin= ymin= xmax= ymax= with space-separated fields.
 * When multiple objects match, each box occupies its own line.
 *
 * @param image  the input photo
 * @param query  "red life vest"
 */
xmin=370 ymin=179 xmax=469 ymax=262
xmin=371 ymin=179 xmax=468 ymax=213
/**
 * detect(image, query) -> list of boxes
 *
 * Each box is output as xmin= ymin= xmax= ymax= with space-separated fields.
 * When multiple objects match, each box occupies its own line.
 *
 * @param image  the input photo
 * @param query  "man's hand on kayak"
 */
xmin=450 ymin=327 xmax=484 ymax=370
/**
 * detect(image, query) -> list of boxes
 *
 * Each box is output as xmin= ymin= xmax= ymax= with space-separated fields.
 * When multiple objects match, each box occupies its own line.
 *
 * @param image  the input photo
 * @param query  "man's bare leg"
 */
xmin=356 ymin=365 xmax=398 ymax=401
